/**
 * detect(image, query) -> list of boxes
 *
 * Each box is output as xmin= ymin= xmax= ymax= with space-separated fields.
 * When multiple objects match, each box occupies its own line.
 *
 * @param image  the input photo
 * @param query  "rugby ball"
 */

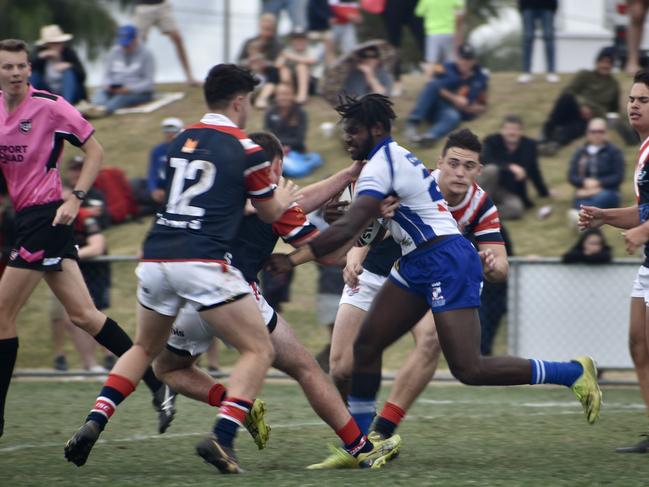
xmin=339 ymin=184 xmax=384 ymax=247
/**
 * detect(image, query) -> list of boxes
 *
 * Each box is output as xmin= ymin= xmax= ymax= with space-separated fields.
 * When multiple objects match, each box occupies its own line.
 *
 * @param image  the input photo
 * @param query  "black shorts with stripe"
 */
xmin=9 ymin=201 xmax=78 ymax=271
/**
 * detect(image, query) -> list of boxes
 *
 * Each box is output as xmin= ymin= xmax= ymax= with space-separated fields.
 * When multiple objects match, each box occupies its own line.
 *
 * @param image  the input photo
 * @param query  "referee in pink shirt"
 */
xmin=0 ymin=39 xmax=173 ymax=439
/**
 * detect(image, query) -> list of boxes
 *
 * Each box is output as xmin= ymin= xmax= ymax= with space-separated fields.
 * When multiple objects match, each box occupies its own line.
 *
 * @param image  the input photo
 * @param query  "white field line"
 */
xmin=1 ymin=398 xmax=644 ymax=454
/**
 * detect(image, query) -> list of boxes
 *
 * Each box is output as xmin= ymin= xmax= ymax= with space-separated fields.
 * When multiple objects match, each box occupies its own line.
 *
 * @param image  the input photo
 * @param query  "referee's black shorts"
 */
xmin=8 ymin=201 xmax=78 ymax=272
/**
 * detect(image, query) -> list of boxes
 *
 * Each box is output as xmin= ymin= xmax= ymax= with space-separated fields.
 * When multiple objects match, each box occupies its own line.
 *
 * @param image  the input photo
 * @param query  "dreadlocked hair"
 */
xmin=335 ymin=93 xmax=396 ymax=132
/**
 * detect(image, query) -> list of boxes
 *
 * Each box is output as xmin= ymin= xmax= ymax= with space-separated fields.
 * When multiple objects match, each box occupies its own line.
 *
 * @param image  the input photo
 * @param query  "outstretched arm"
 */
xmin=298 ymin=160 xmax=364 ymax=214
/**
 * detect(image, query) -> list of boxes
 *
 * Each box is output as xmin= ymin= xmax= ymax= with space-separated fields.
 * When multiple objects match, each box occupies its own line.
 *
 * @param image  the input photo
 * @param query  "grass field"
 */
xmin=2 ymin=380 xmax=649 ymax=486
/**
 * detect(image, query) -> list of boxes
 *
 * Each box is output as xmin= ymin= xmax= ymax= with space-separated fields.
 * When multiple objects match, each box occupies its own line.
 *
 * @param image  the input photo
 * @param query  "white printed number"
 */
xmin=166 ymin=158 xmax=216 ymax=217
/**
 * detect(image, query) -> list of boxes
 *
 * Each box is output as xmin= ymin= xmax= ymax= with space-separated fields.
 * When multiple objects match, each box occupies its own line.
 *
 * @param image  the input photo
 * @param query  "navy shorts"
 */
xmin=9 ymin=201 xmax=78 ymax=271
xmin=389 ymin=235 xmax=482 ymax=312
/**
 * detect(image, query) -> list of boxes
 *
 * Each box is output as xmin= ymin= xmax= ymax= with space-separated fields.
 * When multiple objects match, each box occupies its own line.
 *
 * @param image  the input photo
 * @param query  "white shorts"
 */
xmin=136 ymin=261 xmax=251 ymax=317
xmin=134 ymin=0 xmax=178 ymax=37
xmin=631 ymin=265 xmax=649 ymax=306
xmin=339 ymin=269 xmax=387 ymax=312
xmin=166 ymin=282 xmax=277 ymax=356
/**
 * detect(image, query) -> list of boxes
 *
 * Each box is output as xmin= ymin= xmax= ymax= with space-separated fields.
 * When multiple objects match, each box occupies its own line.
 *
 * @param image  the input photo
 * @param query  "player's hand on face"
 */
xmin=52 ymin=198 xmax=81 ymax=226
xmin=578 ymin=205 xmax=605 ymax=230
xmin=274 ymin=177 xmax=303 ymax=211
xmin=380 ymin=196 xmax=400 ymax=219
xmin=264 ymin=253 xmax=293 ymax=274
xmin=623 ymin=225 xmax=649 ymax=254
xmin=343 ymin=261 xmax=364 ymax=288
xmin=324 ymin=200 xmax=349 ymax=224
xmin=478 ymin=248 xmax=496 ymax=273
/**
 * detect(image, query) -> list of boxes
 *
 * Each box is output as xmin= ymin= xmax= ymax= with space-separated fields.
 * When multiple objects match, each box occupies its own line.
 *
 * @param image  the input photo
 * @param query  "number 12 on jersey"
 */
xmin=166 ymin=157 xmax=216 ymax=217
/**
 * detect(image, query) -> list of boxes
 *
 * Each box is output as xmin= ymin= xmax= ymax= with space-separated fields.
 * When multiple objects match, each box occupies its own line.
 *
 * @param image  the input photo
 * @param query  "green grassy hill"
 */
xmin=15 ymin=72 xmax=641 ymax=370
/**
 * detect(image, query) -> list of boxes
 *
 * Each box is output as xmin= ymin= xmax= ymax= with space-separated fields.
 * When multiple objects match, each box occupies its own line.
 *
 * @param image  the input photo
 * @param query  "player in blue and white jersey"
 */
xmin=267 ymin=94 xmax=602 ymax=466
xmin=65 ymin=65 xmax=301 ymax=474
xmin=330 ymin=129 xmax=509 ymax=438
xmin=580 ymin=69 xmax=649 ymax=453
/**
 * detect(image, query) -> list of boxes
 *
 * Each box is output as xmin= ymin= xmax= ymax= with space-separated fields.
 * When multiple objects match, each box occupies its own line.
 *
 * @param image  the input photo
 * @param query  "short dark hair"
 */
xmin=502 ymin=113 xmax=523 ymax=127
xmin=249 ymin=131 xmax=284 ymax=162
xmin=0 ymin=39 xmax=28 ymax=55
xmin=634 ymin=69 xmax=649 ymax=88
xmin=442 ymin=128 xmax=482 ymax=157
xmin=203 ymin=64 xmax=259 ymax=109
xmin=335 ymin=93 xmax=396 ymax=132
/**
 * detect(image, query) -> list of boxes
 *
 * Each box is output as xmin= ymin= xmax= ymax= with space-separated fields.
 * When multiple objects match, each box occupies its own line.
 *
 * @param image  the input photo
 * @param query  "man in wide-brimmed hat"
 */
xmin=29 ymin=24 xmax=87 ymax=104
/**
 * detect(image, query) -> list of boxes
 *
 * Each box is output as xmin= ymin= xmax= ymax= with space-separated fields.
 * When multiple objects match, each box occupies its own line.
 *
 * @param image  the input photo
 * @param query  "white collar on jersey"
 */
xmin=200 ymin=113 xmax=237 ymax=127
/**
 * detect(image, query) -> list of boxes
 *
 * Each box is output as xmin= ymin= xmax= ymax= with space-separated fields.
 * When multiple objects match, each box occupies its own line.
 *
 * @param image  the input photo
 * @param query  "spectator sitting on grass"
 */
xmin=568 ymin=117 xmax=624 ymax=211
xmin=342 ymin=44 xmax=392 ymax=98
xmin=88 ymin=25 xmax=155 ymax=117
xmin=404 ymin=43 xmax=488 ymax=146
xmin=479 ymin=114 xmax=551 ymax=220
xmin=264 ymin=83 xmax=322 ymax=177
xmin=561 ymin=228 xmax=612 ymax=264
xmin=538 ymin=47 xmax=619 ymax=155
xmin=238 ymin=13 xmax=282 ymax=109
xmin=276 ymin=29 xmax=325 ymax=104
xmin=29 ymin=25 xmax=87 ymax=105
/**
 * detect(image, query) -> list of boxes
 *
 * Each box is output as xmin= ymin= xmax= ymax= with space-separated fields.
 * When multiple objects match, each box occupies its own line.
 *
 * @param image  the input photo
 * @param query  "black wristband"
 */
xmin=71 ymin=189 xmax=87 ymax=201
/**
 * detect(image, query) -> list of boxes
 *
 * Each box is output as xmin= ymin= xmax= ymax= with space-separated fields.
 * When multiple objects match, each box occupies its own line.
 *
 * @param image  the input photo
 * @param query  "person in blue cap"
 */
xmin=89 ymin=25 xmax=155 ymax=116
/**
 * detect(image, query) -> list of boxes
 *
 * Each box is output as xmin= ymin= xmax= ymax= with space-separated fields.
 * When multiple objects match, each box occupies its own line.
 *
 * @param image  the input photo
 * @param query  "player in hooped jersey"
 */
xmin=0 ymin=39 xmax=170 ymax=440
xmin=330 ymin=129 xmax=509 ymax=440
xmin=152 ymin=132 xmax=402 ymax=468
xmin=580 ymin=69 xmax=649 ymax=453
xmin=65 ymin=65 xmax=301 ymax=473
xmin=267 ymin=94 xmax=602 ymax=466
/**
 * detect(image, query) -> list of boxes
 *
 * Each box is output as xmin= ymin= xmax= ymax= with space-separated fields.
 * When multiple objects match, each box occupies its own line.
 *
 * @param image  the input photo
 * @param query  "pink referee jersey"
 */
xmin=0 ymin=86 xmax=94 ymax=211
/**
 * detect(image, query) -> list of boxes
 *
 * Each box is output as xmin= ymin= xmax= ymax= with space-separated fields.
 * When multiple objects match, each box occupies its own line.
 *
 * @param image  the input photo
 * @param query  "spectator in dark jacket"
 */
xmin=480 ymin=114 xmax=550 ymax=219
xmin=264 ymin=83 xmax=308 ymax=153
xmin=568 ymin=117 xmax=624 ymax=210
xmin=404 ymin=44 xmax=488 ymax=145
xmin=29 ymin=25 xmax=87 ymax=104
xmin=562 ymin=228 xmax=612 ymax=264
xmin=539 ymin=47 xmax=619 ymax=153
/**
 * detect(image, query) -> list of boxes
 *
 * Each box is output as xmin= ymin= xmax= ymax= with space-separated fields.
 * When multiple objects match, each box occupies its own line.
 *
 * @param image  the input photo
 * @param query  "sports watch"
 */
xmin=71 ymin=190 xmax=87 ymax=201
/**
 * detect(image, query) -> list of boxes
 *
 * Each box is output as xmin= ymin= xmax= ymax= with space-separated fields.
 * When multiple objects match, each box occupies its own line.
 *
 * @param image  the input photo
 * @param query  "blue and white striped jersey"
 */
xmin=355 ymin=137 xmax=460 ymax=255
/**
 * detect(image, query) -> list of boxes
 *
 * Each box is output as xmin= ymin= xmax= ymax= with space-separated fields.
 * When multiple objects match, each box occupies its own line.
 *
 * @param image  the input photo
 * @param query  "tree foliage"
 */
xmin=0 ymin=0 xmax=129 ymax=59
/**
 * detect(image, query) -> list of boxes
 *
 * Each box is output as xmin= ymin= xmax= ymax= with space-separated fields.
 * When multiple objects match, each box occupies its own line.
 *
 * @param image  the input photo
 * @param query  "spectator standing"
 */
xmin=539 ymin=47 xmax=619 ymax=154
xmin=238 ymin=14 xmax=282 ymax=109
xmin=90 ymin=25 xmax=155 ymax=116
xmin=517 ymin=0 xmax=559 ymax=84
xmin=626 ymin=0 xmax=649 ymax=74
xmin=404 ymin=44 xmax=488 ymax=146
xmin=380 ymin=0 xmax=425 ymax=96
xmin=415 ymin=0 xmax=465 ymax=77
xmin=133 ymin=0 xmax=197 ymax=86
xmin=329 ymin=0 xmax=361 ymax=56
xmin=262 ymin=0 xmax=308 ymax=31
xmin=342 ymin=45 xmax=392 ymax=98
xmin=561 ymin=228 xmax=612 ymax=264
xmin=29 ymin=25 xmax=87 ymax=105
xmin=568 ymin=118 xmax=625 ymax=211
xmin=480 ymin=114 xmax=550 ymax=220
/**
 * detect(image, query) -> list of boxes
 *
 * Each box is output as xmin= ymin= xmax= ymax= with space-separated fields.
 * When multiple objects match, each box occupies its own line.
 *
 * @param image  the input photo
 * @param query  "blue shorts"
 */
xmin=388 ymin=235 xmax=482 ymax=312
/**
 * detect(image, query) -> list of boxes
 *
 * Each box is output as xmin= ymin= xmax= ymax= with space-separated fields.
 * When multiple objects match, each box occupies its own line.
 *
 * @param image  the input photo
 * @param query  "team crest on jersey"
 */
xmin=181 ymin=138 xmax=199 ymax=153
xmin=19 ymin=119 xmax=32 ymax=134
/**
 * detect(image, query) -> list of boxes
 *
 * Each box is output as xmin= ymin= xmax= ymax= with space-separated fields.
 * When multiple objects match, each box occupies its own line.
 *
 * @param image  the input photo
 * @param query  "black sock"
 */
xmin=0 ymin=337 xmax=19 ymax=430
xmin=94 ymin=317 xmax=162 ymax=393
